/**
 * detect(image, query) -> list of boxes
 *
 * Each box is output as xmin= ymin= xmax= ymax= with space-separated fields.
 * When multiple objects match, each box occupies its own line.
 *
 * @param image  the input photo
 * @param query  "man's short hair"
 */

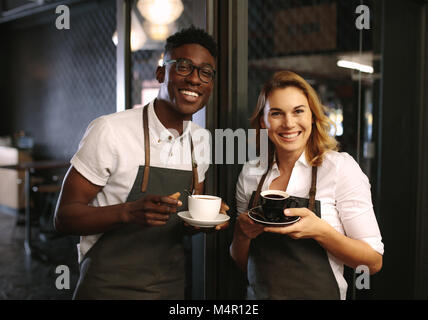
xmin=165 ymin=25 xmax=218 ymax=59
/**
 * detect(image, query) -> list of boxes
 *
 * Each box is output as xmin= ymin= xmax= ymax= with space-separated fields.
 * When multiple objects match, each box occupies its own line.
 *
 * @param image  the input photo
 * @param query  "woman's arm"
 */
xmin=315 ymin=220 xmax=383 ymax=274
xmin=264 ymin=208 xmax=382 ymax=274
xmin=230 ymin=213 xmax=264 ymax=271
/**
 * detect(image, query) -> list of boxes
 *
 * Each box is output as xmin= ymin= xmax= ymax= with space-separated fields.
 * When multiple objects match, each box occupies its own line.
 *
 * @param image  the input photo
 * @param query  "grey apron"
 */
xmin=247 ymin=166 xmax=340 ymax=300
xmin=73 ymin=105 xmax=198 ymax=299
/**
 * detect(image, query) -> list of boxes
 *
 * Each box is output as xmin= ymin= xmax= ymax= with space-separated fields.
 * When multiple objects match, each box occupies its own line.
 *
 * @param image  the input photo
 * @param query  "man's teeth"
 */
xmin=181 ymin=90 xmax=199 ymax=97
xmin=279 ymin=133 xmax=299 ymax=138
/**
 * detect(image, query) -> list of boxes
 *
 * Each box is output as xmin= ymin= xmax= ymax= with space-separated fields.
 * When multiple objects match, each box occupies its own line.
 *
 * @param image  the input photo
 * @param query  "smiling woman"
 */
xmin=230 ymin=70 xmax=384 ymax=300
xmin=250 ymin=71 xmax=339 ymax=168
xmin=260 ymin=86 xmax=313 ymax=160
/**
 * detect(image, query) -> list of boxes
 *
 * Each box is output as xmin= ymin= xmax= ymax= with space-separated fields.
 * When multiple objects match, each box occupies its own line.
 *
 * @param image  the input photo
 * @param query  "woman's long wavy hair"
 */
xmin=250 ymin=70 xmax=339 ymax=168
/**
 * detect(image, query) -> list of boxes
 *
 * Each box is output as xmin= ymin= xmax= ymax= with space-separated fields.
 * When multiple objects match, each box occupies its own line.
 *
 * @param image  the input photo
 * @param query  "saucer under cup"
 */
xmin=188 ymin=195 xmax=221 ymax=221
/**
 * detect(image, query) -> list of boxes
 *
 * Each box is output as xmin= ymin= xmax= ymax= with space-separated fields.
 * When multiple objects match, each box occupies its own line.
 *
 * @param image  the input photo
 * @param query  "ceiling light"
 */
xmin=137 ymin=0 xmax=184 ymax=25
xmin=144 ymin=21 xmax=175 ymax=41
xmin=337 ymin=60 xmax=374 ymax=73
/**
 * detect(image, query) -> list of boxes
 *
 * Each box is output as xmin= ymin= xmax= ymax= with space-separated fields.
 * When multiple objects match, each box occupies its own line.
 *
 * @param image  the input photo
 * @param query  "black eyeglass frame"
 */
xmin=163 ymin=58 xmax=216 ymax=83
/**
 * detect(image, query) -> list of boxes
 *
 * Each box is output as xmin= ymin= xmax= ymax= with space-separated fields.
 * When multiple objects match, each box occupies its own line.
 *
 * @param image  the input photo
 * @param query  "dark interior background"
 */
xmin=0 ymin=0 xmax=116 ymax=161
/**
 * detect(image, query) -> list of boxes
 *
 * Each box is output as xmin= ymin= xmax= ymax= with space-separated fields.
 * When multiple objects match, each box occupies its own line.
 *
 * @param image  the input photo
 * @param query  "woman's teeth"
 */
xmin=279 ymin=133 xmax=299 ymax=138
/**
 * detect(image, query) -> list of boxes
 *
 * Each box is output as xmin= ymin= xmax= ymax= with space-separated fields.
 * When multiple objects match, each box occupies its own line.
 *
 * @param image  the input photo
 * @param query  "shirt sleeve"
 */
xmin=196 ymin=161 xmax=209 ymax=184
xmin=70 ymin=117 xmax=118 ymax=186
xmin=335 ymin=153 xmax=384 ymax=255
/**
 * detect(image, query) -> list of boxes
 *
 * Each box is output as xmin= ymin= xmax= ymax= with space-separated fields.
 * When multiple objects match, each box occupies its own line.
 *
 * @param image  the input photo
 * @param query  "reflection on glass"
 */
xmin=327 ymin=106 xmax=344 ymax=137
xmin=112 ymin=10 xmax=147 ymax=52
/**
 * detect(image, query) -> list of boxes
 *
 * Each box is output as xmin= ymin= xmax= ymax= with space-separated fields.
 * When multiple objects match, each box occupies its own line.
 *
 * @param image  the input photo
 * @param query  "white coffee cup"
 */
xmin=188 ymin=195 xmax=222 ymax=220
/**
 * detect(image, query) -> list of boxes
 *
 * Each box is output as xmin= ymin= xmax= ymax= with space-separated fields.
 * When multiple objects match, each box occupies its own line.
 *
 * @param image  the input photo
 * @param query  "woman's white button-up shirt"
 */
xmin=235 ymin=151 xmax=384 ymax=300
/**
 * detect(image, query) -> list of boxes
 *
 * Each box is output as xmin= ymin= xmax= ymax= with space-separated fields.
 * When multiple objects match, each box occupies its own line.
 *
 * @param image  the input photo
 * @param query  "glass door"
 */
xmin=212 ymin=0 xmax=382 ymax=300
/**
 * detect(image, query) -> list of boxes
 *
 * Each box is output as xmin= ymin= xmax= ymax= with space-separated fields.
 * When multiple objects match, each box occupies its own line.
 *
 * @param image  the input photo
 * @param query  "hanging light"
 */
xmin=143 ymin=21 xmax=176 ymax=41
xmin=137 ymin=0 xmax=184 ymax=25
xmin=112 ymin=10 xmax=147 ymax=52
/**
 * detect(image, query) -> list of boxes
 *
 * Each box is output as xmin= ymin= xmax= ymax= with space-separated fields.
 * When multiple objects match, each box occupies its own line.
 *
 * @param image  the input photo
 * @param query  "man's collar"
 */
xmin=147 ymin=100 xmax=192 ymax=143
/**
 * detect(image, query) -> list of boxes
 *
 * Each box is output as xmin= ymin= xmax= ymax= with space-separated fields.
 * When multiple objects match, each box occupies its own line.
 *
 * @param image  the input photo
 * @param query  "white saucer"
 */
xmin=177 ymin=211 xmax=230 ymax=228
xmin=248 ymin=206 xmax=300 ymax=226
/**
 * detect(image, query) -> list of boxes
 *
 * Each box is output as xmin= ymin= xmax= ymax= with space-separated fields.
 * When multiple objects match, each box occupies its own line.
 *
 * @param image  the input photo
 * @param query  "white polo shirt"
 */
xmin=235 ymin=151 xmax=384 ymax=300
xmin=71 ymin=100 xmax=210 ymax=262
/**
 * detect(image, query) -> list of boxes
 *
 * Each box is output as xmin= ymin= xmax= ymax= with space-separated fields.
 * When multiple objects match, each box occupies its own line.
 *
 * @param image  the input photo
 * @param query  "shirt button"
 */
xmin=168 ymin=136 xmax=172 ymax=141
xmin=158 ymin=139 xmax=161 ymax=143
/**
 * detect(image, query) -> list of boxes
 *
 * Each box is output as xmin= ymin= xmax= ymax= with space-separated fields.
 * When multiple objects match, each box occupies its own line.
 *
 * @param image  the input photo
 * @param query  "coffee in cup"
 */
xmin=260 ymin=190 xmax=289 ymax=222
xmin=188 ymin=195 xmax=221 ymax=220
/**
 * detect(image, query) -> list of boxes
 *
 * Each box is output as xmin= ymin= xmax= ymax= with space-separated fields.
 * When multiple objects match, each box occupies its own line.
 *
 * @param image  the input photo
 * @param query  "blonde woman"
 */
xmin=230 ymin=71 xmax=383 ymax=300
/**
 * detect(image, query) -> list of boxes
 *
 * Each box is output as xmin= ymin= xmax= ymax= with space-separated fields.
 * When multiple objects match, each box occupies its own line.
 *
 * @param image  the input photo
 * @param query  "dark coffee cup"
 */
xmin=260 ymin=190 xmax=289 ymax=222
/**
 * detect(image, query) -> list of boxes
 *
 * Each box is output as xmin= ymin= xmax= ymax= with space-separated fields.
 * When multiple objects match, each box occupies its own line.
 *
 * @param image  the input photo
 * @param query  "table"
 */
xmin=0 ymin=160 xmax=69 ymax=259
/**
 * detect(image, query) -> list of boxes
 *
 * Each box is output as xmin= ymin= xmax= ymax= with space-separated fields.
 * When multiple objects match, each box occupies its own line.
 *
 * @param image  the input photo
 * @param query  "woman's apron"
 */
xmin=246 ymin=166 xmax=340 ymax=300
xmin=73 ymin=105 xmax=198 ymax=299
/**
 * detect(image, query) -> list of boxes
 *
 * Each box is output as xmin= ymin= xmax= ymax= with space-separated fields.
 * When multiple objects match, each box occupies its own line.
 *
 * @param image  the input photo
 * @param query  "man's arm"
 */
xmin=54 ymin=166 xmax=182 ymax=236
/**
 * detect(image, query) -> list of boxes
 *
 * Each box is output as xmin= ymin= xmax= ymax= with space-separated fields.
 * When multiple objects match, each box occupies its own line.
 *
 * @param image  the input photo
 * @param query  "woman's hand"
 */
xmin=237 ymin=212 xmax=265 ymax=240
xmin=264 ymin=208 xmax=383 ymax=274
xmin=230 ymin=212 xmax=264 ymax=271
xmin=264 ymin=208 xmax=331 ymax=240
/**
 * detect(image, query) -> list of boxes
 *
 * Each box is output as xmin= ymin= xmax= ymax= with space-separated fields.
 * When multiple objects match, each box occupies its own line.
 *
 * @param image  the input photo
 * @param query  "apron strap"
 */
xmin=190 ymin=139 xmax=199 ymax=195
xmin=141 ymin=104 xmax=151 ymax=192
xmin=251 ymin=166 xmax=270 ymax=209
xmin=141 ymin=102 xmax=197 ymax=194
xmin=251 ymin=162 xmax=318 ymax=211
xmin=308 ymin=166 xmax=317 ymax=212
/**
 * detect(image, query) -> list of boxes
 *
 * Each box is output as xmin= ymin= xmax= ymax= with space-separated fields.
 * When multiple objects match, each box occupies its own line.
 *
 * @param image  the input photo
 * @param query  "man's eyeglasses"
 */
xmin=164 ymin=58 xmax=216 ymax=83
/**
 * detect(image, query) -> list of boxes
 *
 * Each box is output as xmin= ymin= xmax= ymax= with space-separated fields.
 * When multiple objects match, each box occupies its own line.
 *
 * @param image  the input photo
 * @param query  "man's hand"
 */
xmin=122 ymin=192 xmax=182 ymax=227
xmin=215 ymin=201 xmax=230 ymax=230
xmin=184 ymin=201 xmax=230 ymax=233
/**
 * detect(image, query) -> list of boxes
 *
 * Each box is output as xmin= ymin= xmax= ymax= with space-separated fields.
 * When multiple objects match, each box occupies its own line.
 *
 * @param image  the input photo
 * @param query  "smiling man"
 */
xmin=155 ymin=30 xmax=216 ymax=134
xmin=54 ymin=26 xmax=227 ymax=299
